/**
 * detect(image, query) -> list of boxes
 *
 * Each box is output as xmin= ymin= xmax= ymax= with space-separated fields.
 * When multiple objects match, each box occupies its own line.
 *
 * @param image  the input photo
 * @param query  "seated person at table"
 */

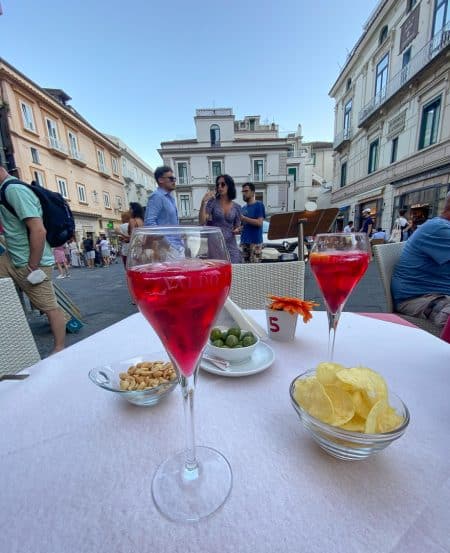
xmin=371 ymin=228 xmax=386 ymax=241
xmin=391 ymin=192 xmax=450 ymax=329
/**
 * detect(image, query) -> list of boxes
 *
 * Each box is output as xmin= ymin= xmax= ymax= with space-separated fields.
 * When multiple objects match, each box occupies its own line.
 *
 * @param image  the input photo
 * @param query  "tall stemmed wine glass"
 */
xmin=309 ymin=233 xmax=370 ymax=360
xmin=127 ymin=226 xmax=232 ymax=522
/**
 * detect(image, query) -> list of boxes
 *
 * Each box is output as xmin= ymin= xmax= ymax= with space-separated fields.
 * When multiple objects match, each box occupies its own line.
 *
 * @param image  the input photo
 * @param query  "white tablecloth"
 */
xmin=1 ymin=312 xmax=449 ymax=553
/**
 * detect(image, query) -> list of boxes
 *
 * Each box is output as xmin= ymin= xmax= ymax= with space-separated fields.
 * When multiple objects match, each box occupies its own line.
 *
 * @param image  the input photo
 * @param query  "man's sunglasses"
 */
xmin=165 ymin=176 xmax=176 ymax=182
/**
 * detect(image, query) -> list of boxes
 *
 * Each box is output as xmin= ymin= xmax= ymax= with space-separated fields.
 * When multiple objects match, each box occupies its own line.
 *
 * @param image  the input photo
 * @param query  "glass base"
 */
xmin=152 ymin=446 xmax=233 ymax=522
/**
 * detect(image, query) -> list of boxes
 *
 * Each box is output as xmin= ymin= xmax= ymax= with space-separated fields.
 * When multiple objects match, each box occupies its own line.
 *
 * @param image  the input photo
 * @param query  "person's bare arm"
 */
xmin=25 ymin=217 xmax=47 ymax=270
xmin=199 ymin=192 xmax=215 ymax=225
xmin=241 ymin=214 xmax=263 ymax=227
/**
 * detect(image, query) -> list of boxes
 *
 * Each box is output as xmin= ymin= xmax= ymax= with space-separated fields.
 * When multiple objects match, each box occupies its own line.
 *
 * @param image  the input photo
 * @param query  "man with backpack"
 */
xmin=0 ymin=166 xmax=66 ymax=352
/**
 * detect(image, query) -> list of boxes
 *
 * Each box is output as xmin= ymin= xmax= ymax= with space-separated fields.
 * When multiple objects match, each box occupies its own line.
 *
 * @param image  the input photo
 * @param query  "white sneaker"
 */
xmin=56 ymin=274 xmax=65 ymax=279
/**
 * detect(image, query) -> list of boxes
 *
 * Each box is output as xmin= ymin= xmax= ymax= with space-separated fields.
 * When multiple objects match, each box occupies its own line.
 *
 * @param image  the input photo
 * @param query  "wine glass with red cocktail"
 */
xmin=127 ymin=226 xmax=232 ymax=522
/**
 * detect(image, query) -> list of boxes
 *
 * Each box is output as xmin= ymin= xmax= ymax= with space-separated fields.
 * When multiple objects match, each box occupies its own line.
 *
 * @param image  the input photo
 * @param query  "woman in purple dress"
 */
xmin=199 ymin=174 xmax=242 ymax=263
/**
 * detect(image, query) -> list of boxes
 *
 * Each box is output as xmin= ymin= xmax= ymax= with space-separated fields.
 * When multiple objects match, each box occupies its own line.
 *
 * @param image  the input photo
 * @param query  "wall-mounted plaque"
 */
xmin=399 ymin=4 xmax=420 ymax=53
xmin=387 ymin=110 xmax=407 ymax=138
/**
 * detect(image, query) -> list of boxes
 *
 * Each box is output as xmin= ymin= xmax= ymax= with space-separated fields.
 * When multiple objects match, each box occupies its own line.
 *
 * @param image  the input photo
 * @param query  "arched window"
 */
xmin=379 ymin=25 xmax=388 ymax=45
xmin=210 ymin=124 xmax=220 ymax=146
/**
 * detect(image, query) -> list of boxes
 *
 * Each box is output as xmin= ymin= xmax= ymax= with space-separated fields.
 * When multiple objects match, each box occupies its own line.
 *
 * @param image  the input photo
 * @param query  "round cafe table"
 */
xmin=0 ymin=311 xmax=449 ymax=553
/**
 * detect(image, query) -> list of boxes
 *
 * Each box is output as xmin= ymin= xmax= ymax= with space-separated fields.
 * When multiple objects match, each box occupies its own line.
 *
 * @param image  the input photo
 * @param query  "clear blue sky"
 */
xmin=1 ymin=0 xmax=379 ymax=168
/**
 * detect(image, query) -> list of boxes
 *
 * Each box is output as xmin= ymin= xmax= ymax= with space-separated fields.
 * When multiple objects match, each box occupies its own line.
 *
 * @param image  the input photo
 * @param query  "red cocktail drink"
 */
xmin=309 ymin=251 xmax=370 ymax=314
xmin=127 ymin=226 xmax=233 ymax=522
xmin=309 ymin=233 xmax=371 ymax=361
xmin=127 ymin=258 xmax=231 ymax=377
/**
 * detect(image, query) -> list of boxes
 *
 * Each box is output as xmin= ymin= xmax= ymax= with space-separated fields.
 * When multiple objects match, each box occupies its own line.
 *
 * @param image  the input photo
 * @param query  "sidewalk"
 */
xmin=29 ymin=260 xmax=387 ymax=358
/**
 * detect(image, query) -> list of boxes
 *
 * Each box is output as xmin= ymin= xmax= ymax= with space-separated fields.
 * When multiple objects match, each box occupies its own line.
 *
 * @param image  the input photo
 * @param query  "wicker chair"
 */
xmin=230 ymin=261 xmax=305 ymax=309
xmin=372 ymin=243 xmax=441 ymax=337
xmin=0 ymin=277 xmax=41 ymax=376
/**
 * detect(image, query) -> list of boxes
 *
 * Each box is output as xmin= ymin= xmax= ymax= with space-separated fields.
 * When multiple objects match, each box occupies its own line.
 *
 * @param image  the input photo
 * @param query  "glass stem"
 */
xmin=180 ymin=371 xmax=199 ymax=480
xmin=327 ymin=309 xmax=341 ymax=361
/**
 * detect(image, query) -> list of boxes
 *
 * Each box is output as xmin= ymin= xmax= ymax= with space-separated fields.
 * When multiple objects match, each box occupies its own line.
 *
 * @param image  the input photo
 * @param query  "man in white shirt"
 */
xmin=99 ymin=235 xmax=111 ymax=266
xmin=343 ymin=221 xmax=354 ymax=233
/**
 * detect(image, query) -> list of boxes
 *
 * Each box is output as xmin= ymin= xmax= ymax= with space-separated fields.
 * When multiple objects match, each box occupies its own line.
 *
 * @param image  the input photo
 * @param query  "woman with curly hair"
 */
xmin=199 ymin=174 xmax=242 ymax=263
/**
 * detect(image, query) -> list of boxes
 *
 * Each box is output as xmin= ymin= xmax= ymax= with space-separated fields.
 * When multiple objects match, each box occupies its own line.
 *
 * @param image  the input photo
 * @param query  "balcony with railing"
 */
xmin=47 ymin=136 xmax=68 ymax=158
xmin=358 ymin=22 xmax=450 ymax=127
xmin=333 ymin=126 xmax=353 ymax=151
xmin=69 ymin=147 xmax=86 ymax=167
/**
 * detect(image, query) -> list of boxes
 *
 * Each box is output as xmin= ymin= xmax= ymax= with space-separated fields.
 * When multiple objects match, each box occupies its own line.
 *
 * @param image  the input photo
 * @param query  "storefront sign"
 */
xmin=387 ymin=110 xmax=406 ymax=138
xmin=399 ymin=5 xmax=420 ymax=53
xmin=107 ymin=221 xmax=114 ymax=229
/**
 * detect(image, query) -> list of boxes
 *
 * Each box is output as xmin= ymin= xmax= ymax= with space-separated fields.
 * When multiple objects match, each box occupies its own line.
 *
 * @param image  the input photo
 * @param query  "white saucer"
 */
xmin=200 ymin=342 xmax=275 ymax=377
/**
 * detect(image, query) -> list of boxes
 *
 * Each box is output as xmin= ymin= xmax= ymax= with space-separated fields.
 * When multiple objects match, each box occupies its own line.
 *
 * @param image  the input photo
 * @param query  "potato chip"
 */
xmin=336 ymin=367 xmax=388 ymax=405
xmin=351 ymin=390 xmax=371 ymax=419
xmin=377 ymin=406 xmax=404 ymax=433
xmin=316 ymin=362 xmax=346 ymax=386
xmin=294 ymin=377 xmax=334 ymax=424
xmin=365 ymin=399 xmax=389 ymax=433
xmin=324 ymin=385 xmax=354 ymax=426
xmin=341 ymin=415 xmax=366 ymax=432
xmin=293 ymin=364 xmax=403 ymax=434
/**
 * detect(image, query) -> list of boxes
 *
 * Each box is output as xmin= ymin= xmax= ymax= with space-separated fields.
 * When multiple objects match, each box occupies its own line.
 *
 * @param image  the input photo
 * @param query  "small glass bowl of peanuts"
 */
xmin=89 ymin=352 xmax=178 ymax=406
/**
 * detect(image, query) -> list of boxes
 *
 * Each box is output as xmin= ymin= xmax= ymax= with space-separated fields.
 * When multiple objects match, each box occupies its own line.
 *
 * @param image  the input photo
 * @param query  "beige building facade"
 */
xmin=0 ymin=58 xmax=126 ymax=244
xmin=159 ymin=109 xmax=332 ymax=223
xmin=329 ymin=0 xmax=450 ymax=232
xmin=106 ymin=135 xmax=156 ymax=208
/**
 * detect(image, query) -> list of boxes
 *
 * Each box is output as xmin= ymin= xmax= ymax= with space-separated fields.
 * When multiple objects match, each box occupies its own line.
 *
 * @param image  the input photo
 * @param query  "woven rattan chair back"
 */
xmin=372 ymin=243 xmax=441 ymax=337
xmin=230 ymin=261 xmax=305 ymax=309
xmin=0 ymin=277 xmax=41 ymax=376
xmin=372 ymin=242 xmax=405 ymax=313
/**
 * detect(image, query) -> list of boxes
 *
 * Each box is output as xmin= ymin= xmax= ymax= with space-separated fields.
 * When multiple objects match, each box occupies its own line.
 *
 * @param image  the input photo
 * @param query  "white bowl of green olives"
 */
xmin=206 ymin=325 xmax=260 ymax=363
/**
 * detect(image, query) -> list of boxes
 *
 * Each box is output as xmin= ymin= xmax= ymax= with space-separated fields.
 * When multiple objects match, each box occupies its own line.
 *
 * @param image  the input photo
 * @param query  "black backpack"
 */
xmin=0 ymin=178 xmax=75 ymax=247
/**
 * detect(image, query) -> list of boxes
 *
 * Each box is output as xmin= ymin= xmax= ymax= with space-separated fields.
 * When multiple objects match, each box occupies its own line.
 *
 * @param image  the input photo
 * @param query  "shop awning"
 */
xmin=354 ymin=187 xmax=385 ymax=201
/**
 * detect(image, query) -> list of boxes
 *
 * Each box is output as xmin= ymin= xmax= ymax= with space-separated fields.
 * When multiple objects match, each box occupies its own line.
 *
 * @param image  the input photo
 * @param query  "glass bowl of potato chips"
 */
xmin=289 ymin=364 xmax=410 ymax=460
xmin=89 ymin=353 xmax=178 ymax=406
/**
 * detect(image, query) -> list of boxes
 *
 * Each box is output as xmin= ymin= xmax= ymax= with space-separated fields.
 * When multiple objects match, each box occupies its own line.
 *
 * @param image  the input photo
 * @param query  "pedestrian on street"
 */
xmin=129 ymin=202 xmax=145 ymax=235
xmin=343 ymin=221 xmax=354 ymax=233
xmin=68 ymin=237 xmax=80 ymax=267
xmin=53 ymin=244 xmax=70 ymax=278
xmin=82 ymin=234 xmax=95 ymax=268
xmin=360 ymin=208 xmax=374 ymax=236
xmin=240 ymin=182 xmax=266 ymax=263
xmin=117 ymin=212 xmax=130 ymax=267
xmin=144 ymin=166 xmax=179 ymax=226
xmin=394 ymin=209 xmax=412 ymax=242
xmin=145 ymin=166 xmax=184 ymax=258
xmin=199 ymin=174 xmax=242 ymax=263
xmin=0 ymin=166 xmax=65 ymax=353
xmin=99 ymin=234 xmax=111 ymax=266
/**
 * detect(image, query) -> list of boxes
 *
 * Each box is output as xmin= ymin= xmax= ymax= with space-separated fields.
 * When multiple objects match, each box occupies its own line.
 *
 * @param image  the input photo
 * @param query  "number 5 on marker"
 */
xmin=269 ymin=316 xmax=280 ymax=333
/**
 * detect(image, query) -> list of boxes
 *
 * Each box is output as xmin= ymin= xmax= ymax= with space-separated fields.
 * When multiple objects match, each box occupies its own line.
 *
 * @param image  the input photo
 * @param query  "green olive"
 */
xmin=212 ymin=339 xmax=224 ymax=347
xmin=225 ymin=335 xmax=239 ymax=347
xmin=242 ymin=335 xmax=256 ymax=347
xmin=210 ymin=328 xmax=223 ymax=342
xmin=227 ymin=327 xmax=241 ymax=338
